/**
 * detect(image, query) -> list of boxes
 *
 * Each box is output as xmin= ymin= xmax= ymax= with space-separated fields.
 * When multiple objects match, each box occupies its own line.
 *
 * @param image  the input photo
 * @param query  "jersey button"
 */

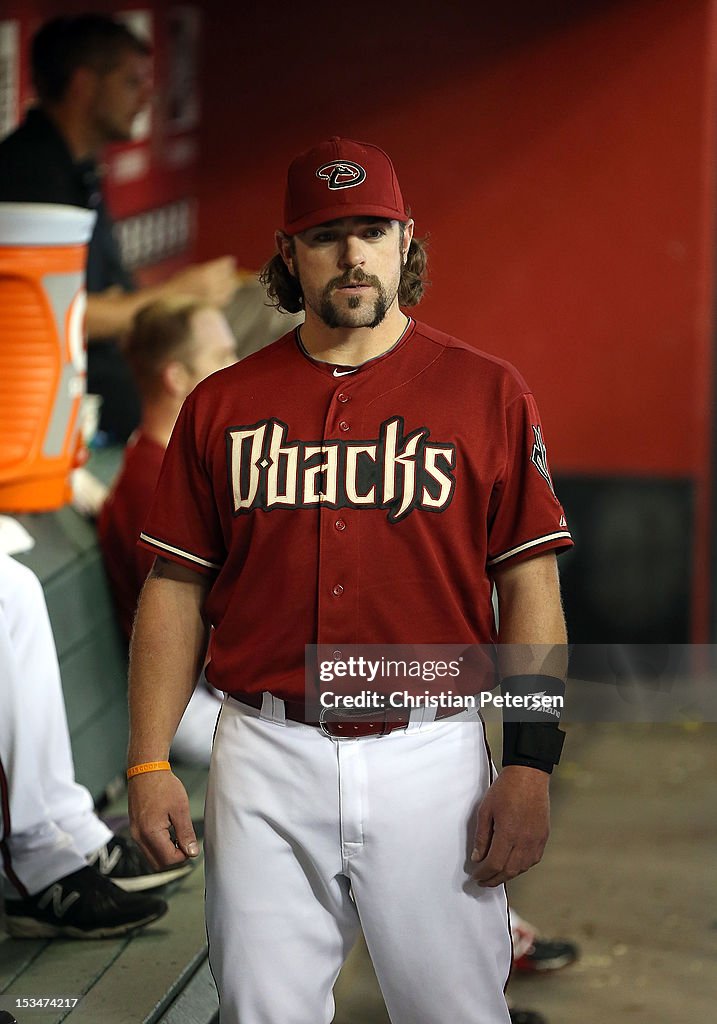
xmin=339 ymin=420 xmax=350 ymax=432
xmin=332 ymin=584 xmax=344 ymax=596
xmin=337 ymin=393 xmax=350 ymax=403
xmin=335 ymin=519 xmax=346 ymax=531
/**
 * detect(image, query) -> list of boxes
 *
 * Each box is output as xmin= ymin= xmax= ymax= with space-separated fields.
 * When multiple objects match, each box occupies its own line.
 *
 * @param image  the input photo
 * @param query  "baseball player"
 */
xmin=128 ymin=137 xmax=573 ymax=1023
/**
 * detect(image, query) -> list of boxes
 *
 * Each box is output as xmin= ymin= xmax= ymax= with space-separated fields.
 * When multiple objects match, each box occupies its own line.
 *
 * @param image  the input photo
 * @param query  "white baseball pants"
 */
xmin=205 ymin=697 xmax=512 ymax=1024
xmin=0 ymin=554 xmax=111 ymax=897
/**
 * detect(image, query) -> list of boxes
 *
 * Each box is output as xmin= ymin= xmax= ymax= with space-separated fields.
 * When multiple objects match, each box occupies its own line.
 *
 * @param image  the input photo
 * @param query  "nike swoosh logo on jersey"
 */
xmin=333 ymin=367 xmax=358 ymax=377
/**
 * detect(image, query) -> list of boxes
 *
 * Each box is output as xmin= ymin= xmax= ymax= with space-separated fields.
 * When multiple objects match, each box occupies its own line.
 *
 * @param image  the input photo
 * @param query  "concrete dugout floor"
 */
xmin=332 ymin=723 xmax=717 ymax=1024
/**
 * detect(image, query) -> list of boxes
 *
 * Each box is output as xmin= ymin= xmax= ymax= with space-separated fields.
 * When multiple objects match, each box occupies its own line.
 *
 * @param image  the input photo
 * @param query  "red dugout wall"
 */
xmin=196 ymin=0 xmax=715 ymax=474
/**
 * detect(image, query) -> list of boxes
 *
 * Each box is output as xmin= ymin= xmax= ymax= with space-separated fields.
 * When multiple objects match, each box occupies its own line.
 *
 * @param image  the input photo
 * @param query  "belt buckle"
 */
xmin=318 ymin=705 xmax=391 ymax=739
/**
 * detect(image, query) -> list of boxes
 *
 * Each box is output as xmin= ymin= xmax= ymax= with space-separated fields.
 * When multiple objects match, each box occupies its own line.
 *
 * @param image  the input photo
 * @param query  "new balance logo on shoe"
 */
xmin=91 ymin=842 xmax=123 ymax=876
xmin=37 ymin=882 xmax=81 ymax=918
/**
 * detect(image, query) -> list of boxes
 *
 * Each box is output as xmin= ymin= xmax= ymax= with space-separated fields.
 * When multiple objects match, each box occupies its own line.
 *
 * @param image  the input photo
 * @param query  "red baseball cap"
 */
xmin=283 ymin=137 xmax=408 ymax=235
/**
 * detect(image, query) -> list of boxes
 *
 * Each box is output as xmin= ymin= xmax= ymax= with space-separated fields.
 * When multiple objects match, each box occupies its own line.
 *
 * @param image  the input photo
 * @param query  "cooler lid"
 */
xmin=0 ymin=203 xmax=96 ymax=246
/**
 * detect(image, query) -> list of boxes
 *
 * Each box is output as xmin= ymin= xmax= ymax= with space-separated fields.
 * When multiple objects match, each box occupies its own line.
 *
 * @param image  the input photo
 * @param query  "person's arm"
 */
xmin=127 ymin=556 xmax=212 ymax=869
xmin=471 ymin=551 xmax=568 ymax=887
xmin=86 ymin=256 xmax=239 ymax=339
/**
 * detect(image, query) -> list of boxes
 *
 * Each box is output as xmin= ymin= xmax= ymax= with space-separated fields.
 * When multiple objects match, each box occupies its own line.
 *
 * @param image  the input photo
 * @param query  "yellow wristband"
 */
xmin=126 ymin=760 xmax=171 ymax=779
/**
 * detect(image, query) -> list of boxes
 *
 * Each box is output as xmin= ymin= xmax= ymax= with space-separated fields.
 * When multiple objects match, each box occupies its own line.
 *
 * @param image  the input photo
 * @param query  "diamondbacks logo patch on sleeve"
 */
xmin=530 ymin=424 xmax=556 ymax=495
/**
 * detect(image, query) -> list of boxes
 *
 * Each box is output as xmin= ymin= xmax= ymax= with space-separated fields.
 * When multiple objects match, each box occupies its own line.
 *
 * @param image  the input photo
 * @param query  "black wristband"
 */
xmin=500 ymin=674 xmax=566 ymax=774
xmin=502 ymin=721 xmax=565 ymax=774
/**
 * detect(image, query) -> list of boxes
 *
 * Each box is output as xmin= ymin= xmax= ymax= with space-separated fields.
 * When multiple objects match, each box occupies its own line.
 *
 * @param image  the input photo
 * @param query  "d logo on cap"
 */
xmin=316 ymin=160 xmax=367 ymax=191
xmin=283 ymin=137 xmax=408 ymax=235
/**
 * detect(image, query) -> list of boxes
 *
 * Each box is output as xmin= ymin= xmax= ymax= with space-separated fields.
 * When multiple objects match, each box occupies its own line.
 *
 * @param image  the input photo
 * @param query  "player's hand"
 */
xmin=470 ymin=765 xmax=550 ymax=887
xmin=128 ymin=771 xmax=200 ymax=869
xmin=170 ymin=256 xmax=238 ymax=306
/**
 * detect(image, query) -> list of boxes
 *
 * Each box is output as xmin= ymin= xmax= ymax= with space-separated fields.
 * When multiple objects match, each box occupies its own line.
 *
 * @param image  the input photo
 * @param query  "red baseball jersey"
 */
xmin=139 ymin=318 xmax=572 ymax=699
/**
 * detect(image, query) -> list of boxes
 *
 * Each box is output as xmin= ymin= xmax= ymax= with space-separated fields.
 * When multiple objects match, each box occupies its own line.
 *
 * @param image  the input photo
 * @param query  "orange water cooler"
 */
xmin=0 ymin=203 xmax=96 ymax=512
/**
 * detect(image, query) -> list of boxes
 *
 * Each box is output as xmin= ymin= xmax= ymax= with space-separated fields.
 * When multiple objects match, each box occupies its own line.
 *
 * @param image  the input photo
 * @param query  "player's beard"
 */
xmin=316 ymin=270 xmax=396 ymax=330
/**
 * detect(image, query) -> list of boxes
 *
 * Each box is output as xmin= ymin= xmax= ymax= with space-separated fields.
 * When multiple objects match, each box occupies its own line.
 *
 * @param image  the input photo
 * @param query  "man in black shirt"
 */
xmin=0 ymin=14 xmax=236 ymax=442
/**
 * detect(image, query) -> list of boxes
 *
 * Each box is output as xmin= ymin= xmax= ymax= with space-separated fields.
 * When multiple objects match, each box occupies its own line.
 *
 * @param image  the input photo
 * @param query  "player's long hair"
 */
xmin=259 ymin=228 xmax=429 ymax=314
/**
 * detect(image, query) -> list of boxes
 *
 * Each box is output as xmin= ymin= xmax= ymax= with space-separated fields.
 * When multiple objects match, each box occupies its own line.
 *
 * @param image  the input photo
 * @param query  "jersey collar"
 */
xmin=295 ymin=317 xmax=415 ymax=378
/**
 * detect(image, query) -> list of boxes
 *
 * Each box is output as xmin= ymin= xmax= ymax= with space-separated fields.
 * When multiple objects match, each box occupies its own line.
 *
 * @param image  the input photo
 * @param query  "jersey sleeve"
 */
xmin=487 ymin=391 xmax=573 ymax=570
xmin=138 ymin=394 xmax=225 ymax=575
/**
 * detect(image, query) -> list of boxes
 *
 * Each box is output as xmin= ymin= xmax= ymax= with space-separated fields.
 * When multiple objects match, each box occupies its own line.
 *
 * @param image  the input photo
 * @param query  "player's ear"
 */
xmin=163 ymin=359 xmax=191 ymax=398
xmin=275 ymin=230 xmax=297 ymax=277
xmin=401 ymin=219 xmax=414 ymax=264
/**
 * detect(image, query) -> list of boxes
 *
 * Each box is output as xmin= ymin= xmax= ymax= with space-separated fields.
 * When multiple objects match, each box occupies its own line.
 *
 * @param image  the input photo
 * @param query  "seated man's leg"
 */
xmin=0 ymin=555 xmax=187 ymax=890
xmin=0 ymin=555 xmax=111 ymax=859
xmin=0 ymin=603 xmax=88 ymax=897
xmin=0 ymin=556 xmax=169 ymax=938
xmin=205 ymin=699 xmax=361 ymax=1024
